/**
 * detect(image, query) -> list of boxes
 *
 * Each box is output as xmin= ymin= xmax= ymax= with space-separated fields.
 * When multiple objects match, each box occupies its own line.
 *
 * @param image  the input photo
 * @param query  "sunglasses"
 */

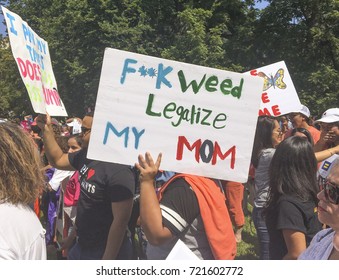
xmin=319 ymin=178 xmax=339 ymax=205
xmin=81 ymin=126 xmax=91 ymax=135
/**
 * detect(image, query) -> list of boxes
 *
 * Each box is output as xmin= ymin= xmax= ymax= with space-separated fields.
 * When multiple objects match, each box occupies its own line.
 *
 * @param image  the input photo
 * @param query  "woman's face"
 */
xmin=68 ymin=137 xmax=81 ymax=153
xmin=317 ymin=170 xmax=339 ymax=231
xmin=271 ymin=120 xmax=283 ymax=147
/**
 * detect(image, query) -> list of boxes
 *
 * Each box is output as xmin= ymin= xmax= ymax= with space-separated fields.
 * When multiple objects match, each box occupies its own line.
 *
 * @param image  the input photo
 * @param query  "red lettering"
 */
xmin=43 ymin=85 xmax=50 ymax=105
xmin=176 ymin=136 xmax=201 ymax=162
xmin=51 ymin=89 xmax=61 ymax=106
xmin=212 ymin=143 xmax=236 ymax=167
xmin=250 ymin=69 xmax=258 ymax=76
xmin=258 ymin=105 xmax=281 ymax=116
xmin=177 ymin=136 xmax=236 ymax=169
xmin=33 ymin=63 xmax=41 ymax=81
xmin=16 ymin=58 xmax=41 ymax=81
xmin=16 ymin=58 xmax=27 ymax=77
xmin=261 ymin=92 xmax=270 ymax=103
xmin=26 ymin=60 xmax=34 ymax=80
xmin=272 ymin=105 xmax=281 ymax=116
xmin=258 ymin=108 xmax=271 ymax=116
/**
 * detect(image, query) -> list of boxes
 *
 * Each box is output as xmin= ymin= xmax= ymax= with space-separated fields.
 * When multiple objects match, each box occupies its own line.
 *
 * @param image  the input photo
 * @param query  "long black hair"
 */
xmin=251 ymin=116 xmax=277 ymax=168
xmin=265 ymin=136 xmax=318 ymax=214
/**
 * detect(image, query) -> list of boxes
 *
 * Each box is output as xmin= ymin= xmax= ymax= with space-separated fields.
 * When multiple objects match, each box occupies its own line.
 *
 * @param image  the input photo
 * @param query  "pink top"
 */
xmin=64 ymin=171 xmax=80 ymax=207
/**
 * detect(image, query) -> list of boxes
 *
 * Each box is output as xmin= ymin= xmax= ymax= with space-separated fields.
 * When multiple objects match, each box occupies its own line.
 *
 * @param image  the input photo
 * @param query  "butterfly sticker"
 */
xmin=258 ymin=68 xmax=287 ymax=91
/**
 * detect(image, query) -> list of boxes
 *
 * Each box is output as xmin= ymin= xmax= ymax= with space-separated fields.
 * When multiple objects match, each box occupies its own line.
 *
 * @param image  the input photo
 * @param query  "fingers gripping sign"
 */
xmin=136 ymin=152 xmax=162 ymax=183
xmin=36 ymin=113 xmax=52 ymax=131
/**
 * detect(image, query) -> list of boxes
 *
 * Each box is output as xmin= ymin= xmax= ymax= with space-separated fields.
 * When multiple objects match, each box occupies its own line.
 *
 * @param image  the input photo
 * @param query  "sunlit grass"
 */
xmin=235 ymin=205 xmax=259 ymax=260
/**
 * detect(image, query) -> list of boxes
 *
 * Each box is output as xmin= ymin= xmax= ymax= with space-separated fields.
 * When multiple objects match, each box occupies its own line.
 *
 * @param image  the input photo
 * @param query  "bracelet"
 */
xmin=329 ymin=149 xmax=334 ymax=156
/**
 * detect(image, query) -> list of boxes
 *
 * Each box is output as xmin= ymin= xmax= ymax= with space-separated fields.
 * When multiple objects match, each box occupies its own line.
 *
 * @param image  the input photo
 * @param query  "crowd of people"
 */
xmin=0 ymin=105 xmax=339 ymax=260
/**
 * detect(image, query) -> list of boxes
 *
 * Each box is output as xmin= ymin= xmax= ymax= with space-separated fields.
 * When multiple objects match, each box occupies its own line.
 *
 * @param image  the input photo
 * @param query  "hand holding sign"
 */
xmin=136 ymin=152 xmax=162 ymax=184
xmin=36 ymin=114 xmax=48 ymax=131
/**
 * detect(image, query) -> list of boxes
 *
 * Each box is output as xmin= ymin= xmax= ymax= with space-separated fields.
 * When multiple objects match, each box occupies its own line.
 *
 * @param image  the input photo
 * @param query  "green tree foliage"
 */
xmin=253 ymin=0 xmax=338 ymax=116
xmin=0 ymin=0 xmax=337 ymax=118
xmin=0 ymin=36 xmax=33 ymax=117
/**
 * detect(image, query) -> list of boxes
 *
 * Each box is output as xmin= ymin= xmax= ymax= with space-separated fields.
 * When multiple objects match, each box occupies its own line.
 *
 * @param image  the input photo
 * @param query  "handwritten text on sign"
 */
xmin=245 ymin=61 xmax=301 ymax=117
xmin=2 ymin=6 xmax=67 ymax=116
xmin=88 ymin=48 xmax=263 ymax=182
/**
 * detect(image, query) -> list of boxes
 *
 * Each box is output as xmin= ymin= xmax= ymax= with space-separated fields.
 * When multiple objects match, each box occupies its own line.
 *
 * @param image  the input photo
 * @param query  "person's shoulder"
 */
xmin=311 ymin=228 xmax=334 ymax=243
xmin=99 ymin=162 xmax=135 ymax=178
xmin=260 ymin=148 xmax=275 ymax=158
xmin=276 ymin=194 xmax=301 ymax=208
xmin=277 ymin=194 xmax=316 ymax=211
xmin=101 ymin=161 xmax=133 ymax=171
xmin=308 ymin=125 xmax=320 ymax=133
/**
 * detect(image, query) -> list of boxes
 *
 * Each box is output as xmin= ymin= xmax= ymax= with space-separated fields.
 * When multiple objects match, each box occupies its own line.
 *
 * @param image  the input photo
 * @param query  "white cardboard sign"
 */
xmin=88 ymin=48 xmax=263 ymax=182
xmin=2 ymin=6 xmax=67 ymax=116
xmin=245 ymin=61 xmax=301 ymax=116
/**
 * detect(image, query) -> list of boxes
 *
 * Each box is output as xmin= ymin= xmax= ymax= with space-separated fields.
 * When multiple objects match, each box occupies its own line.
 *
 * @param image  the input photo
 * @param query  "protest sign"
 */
xmin=87 ymin=48 xmax=263 ymax=182
xmin=1 ymin=6 xmax=67 ymax=116
xmin=245 ymin=61 xmax=301 ymax=116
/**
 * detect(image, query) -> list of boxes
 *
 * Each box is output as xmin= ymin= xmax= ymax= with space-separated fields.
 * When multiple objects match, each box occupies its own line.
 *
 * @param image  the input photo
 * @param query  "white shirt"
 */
xmin=0 ymin=202 xmax=46 ymax=260
xmin=49 ymin=169 xmax=74 ymax=191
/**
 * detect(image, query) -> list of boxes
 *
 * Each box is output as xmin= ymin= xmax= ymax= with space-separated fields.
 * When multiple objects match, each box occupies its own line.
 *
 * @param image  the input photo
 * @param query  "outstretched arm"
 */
xmin=315 ymin=144 xmax=339 ymax=162
xmin=136 ymin=152 xmax=172 ymax=246
xmin=36 ymin=113 xmax=74 ymax=170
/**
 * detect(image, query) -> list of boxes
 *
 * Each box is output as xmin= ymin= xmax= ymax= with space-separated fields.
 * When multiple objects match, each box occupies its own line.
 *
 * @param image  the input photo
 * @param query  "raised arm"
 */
xmin=36 ymin=113 xmax=74 ymax=170
xmin=315 ymin=144 xmax=339 ymax=162
xmin=136 ymin=152 xmax=173 ymax=246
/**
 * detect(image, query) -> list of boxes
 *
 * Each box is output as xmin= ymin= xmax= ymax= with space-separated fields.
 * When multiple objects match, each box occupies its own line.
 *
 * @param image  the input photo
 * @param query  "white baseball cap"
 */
xmin=314 ymin=108 xmax=339 ymax=123
xmin=294 ymin=104 xmax=310 ymax=118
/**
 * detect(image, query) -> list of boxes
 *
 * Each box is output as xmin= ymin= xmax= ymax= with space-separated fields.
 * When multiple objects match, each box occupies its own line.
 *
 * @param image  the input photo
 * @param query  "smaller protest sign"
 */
xmin=245 ymin=61 xmax=301 ymax=117
xmin=1 ymin=6 xmax=67 ymax=116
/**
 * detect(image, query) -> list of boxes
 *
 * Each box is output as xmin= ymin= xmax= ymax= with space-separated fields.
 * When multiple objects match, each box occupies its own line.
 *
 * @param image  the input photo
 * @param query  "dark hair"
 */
xmin=85 ymin=111 xmax=94 ymax=118
xmin=264 ymin=136 xmax=318 ymax=214
xmin=56 ymin=136 xmax=69 ymax=153
xmin=251 ymin=116 xmax=277 ymax=168
xmin=69 ymin=134 xmax=83 ymax=147
xmin=290 ymin=127 xmax=314 ymax=146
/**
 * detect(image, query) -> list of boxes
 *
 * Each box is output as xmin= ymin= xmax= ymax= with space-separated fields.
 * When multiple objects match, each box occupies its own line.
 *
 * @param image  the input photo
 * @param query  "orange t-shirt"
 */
xmin=158 ymin=174 xmax=236 ymax=260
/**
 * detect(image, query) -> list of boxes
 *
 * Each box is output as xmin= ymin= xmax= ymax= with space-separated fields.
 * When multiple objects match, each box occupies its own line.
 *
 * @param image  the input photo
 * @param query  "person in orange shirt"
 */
xmin=285 ymin=104 xmax=320 ymax=144
xmin=136 ymin=152 xmax=236 ymax=260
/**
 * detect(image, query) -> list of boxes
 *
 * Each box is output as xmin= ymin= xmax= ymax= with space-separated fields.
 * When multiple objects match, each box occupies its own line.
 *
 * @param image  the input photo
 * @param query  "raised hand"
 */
xmin=36 ymin=113 xmax=51 ymax=131
xmin=135 ymin=152 xmax=162 ymax=184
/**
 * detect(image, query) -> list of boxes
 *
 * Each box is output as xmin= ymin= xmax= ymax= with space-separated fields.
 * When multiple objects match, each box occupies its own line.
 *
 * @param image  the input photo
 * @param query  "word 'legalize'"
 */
xmin=146 ymin=94 xmax=227 ymax=129
xmin=102 ymin=121 xmax=236 ymax=167
xmin=250 ymin=69 xmax=281 ymax=116
xmin=120 ymin=59 xmax=244 ymax=98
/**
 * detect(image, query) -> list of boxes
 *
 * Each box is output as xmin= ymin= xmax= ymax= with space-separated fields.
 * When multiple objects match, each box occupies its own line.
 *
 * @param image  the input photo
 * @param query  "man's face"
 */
xmin=80 ymin=116 xmax=93 ymax=148
xmin=320 ymin=122 xmax=339 ymax=135
xmin=289 ymin=113 xmax=304 ymax=128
